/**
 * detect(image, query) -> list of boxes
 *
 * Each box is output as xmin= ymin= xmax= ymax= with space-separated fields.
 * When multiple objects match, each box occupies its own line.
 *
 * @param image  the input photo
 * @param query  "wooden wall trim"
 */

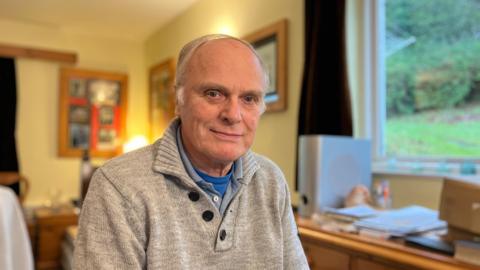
xmin=0 ymin=43 xmax=77 ymax=64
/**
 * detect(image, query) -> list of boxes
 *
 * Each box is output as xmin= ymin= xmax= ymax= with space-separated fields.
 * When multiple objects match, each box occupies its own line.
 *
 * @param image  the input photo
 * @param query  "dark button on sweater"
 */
xmin=202 ymin=210 xmax=214 ymax=221
xmin=219 ymin=229 xmax=227 ymax=241
xmin=188 ymin=191 xmax=199 ymax=202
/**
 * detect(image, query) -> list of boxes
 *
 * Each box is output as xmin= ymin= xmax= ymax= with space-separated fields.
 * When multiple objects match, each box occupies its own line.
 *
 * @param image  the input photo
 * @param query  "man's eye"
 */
xmin=243 ymin=95 xmax=259 ymax=104
xmin=205 ymin=90 xmax=221 ymax=98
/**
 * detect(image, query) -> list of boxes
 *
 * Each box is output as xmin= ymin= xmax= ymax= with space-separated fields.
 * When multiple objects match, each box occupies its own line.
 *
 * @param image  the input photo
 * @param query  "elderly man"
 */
xmin=73 ymin=34 xmax=308 ymax=269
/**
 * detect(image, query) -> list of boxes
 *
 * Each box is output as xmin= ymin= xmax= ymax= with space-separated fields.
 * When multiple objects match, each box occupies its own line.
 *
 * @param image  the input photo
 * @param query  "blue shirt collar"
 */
xmin=175 ymin=124 xmax=243 ymax=186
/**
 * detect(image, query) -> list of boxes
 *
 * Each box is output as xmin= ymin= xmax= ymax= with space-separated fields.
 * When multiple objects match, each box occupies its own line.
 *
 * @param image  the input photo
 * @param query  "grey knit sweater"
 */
xmin=73 ymin=120 xmax=309 ymax=269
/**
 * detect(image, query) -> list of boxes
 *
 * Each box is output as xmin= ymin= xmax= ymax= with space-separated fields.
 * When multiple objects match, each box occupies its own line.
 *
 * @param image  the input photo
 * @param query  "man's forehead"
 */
xmin=185 ymin=40 xmax=261 ymax=75
xmin=181 ymin=37 xmax=267 ymax=92
xmin=192 ymin=38 xmax=254 ymax=61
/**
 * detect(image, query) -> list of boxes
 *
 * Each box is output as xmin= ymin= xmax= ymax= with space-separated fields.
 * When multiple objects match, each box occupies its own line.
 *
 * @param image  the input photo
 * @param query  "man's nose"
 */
xmin=220 ymin=98 xmax=242 ymax=124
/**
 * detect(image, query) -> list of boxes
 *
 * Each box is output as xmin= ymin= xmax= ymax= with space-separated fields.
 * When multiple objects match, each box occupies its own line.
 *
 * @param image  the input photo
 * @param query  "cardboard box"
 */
xmin=445 ymin=225 xmax=479 ymax=243
xmin=439 ymin=178 xmax=480 ymax=236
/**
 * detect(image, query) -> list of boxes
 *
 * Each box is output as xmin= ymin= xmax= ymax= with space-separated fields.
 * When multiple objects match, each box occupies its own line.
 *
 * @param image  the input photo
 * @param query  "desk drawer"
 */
xmin=303 ymin=241 xmax=350 ymax=270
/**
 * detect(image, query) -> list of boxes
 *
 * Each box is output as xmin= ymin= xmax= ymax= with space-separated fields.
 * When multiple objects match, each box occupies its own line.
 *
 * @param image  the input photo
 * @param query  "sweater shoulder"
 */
xmin=252 ymin=153 xmax=283 ymax=176
xmin=96 ymin=144 xmax=156 ymax=190
xmin=251 ymin=153 xmax=287 ymax=188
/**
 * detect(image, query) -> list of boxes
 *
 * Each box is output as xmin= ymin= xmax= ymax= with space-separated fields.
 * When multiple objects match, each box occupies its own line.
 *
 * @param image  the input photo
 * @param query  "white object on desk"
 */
xmin=0 ymin=186 xmax=34 ymax=270
xmin=354 ymin=205 xmax=446 ymax=237
xmin=298 ymin=135 xmax=371 ymax=217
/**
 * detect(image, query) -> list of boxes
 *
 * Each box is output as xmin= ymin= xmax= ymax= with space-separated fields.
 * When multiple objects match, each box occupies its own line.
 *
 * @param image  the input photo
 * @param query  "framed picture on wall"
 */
xmin=149 ymin=58 xmax=176 ymax=142
xmin=243 ymin=19 xmax=288 ymax=112
xmin=58 ymin=68 xmax=128 ymax=158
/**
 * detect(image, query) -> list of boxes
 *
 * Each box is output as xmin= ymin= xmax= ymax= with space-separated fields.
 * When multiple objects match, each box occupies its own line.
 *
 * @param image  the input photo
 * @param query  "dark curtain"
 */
xmin=0 ymin=57 xmax=20 ymax=194
xmin=296 ymin=0 xmax=352 ymax=189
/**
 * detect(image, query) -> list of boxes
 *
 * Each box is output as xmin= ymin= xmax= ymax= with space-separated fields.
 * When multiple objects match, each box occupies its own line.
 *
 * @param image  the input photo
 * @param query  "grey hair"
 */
xmin=174 ymin=34 xmax=269 ymax=113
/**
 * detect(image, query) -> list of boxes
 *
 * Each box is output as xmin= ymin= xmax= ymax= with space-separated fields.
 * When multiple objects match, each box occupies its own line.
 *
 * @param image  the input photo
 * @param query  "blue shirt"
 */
xmin=194 ymin=165 xmax=233 ymax=198
xmin=176 ymin=126 xmax=243 ymax=215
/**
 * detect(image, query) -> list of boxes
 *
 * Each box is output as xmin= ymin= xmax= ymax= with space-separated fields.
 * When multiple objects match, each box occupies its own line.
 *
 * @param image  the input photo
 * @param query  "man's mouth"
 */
xmin=210 ymin=129 xmax=242 ymax=140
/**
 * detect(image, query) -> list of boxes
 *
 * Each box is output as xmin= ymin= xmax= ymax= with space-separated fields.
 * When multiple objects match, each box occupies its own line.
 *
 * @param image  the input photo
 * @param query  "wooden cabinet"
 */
xmin=301 ymin=236 xmax=405 ymax=270
xmin=350 ymin=258 xmax=397 ymax=270
xmin=303 ymin=241 xmax=350 ymax=269
xmin=298 ymin=218 xmax=477 ymax=270
xmin=33 ymin=207 xmax=78 ymax=270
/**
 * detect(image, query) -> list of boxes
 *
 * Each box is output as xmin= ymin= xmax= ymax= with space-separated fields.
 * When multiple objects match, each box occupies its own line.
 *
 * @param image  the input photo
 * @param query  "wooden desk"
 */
xmin=297 ymin=218 xmax=477 ymax=270
xmin=33 ymin=207 xmax=78 ymax=270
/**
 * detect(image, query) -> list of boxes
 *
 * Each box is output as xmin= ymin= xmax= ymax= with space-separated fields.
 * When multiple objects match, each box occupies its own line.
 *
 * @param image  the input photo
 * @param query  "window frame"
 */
xmin=348 ymin=0 xmax=479 ymax=175
xmin=348 ymin=0 xmax=385 ymax=159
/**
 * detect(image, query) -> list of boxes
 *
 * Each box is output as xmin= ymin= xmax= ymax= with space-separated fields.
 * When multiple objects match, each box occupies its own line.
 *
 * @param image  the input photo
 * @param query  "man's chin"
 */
xmin=211 ymin=150 xmax=245 ymax=163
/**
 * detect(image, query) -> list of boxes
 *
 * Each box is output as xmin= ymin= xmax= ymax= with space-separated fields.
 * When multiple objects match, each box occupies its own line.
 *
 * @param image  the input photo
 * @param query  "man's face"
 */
xmin=177 ymin=39 xmax=265 ymax=172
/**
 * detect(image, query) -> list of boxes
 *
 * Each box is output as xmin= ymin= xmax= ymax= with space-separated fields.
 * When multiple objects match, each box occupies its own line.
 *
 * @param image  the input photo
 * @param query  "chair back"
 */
xmin=0 ymin=172 xmax=30 ymax=204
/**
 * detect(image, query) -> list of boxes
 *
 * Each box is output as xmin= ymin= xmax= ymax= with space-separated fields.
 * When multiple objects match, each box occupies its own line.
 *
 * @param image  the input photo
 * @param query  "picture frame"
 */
xmin=243 ymin=19 xmax=288 ymax=112
xmin=58 ymin=68 xmax=128 ymax=158
xmin=149 ymin=58 xmax=176 ymax=141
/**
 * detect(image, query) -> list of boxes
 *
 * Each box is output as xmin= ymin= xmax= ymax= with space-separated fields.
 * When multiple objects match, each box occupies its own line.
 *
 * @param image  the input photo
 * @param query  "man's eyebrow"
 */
xmin=196 ymin=83 xmax=227 ymax=91
xmin=241 ymin=89 xmax=264 ymax=97
xmin=195 ymin=83 xmax=264 ymax=96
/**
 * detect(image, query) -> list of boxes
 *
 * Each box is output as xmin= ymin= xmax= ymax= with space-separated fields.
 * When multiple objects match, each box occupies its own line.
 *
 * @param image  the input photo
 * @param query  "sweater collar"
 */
xmin=152 ymin=118 xmax=259 ymax=186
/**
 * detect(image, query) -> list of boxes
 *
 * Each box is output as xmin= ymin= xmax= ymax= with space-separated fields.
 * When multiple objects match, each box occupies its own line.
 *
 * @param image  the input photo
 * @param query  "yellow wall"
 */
xmin=145 ymin=0 xmax=304 ymax=204
xmin=2 ymin=0 xmax=305 ymax=206
xmin=0 ymin=19 xmax=148 ymax=206
xmin=373 ymin=174 xmax=443 ymax=210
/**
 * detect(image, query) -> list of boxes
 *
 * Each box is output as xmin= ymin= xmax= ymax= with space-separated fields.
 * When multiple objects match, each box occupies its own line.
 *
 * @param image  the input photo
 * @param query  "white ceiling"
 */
xmin=0 ymin=0 xmax=199 ymax=41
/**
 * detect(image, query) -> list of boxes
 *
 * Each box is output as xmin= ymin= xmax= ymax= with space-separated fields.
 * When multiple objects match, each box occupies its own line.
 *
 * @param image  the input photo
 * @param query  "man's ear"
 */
xmin=175 ymin=104 xmax=181 ymax=116
xmin=174 ymin=86 xmax=182 ymax=116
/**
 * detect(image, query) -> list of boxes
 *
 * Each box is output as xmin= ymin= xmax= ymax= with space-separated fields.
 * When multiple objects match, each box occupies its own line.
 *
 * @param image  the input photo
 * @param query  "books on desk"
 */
xmin=354 ymin=205 xmax=446 ymax=237
xmin=322 ymin=205 xmax=446 ymax=238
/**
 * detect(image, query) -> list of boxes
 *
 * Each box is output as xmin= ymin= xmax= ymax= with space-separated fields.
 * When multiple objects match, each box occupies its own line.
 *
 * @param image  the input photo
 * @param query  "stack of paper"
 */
xmin=354 ymin=205 xmax=446 ymax=236
xmin=324 ymin=204 xmax=379 ymax=222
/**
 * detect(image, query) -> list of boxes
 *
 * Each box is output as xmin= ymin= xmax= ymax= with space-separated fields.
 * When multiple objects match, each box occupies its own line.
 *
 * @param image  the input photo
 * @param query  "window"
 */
xmin=349 ymin=0 xmax=480 ymax=167
xmin=384 ymin=0 xmax=480 ymax=159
